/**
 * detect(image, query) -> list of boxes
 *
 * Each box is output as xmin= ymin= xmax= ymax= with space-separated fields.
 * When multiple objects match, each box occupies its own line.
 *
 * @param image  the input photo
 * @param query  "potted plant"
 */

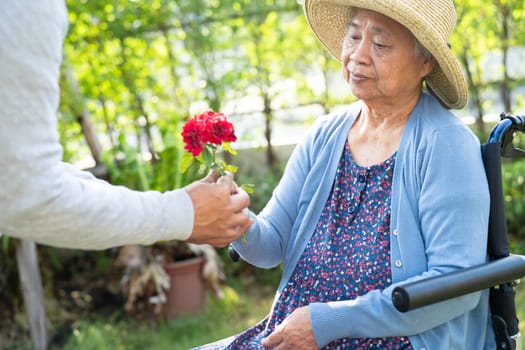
xmin=115 ymin=242 xmax=224 ymax=319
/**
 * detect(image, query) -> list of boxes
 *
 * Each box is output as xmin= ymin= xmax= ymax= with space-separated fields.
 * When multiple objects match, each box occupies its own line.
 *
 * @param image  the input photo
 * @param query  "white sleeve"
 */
xmin=0 ymin=0 xmax=193 ymax=249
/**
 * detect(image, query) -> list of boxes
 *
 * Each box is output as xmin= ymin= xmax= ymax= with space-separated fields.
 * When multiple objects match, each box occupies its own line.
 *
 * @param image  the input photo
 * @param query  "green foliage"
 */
xmin=0 ymin=238 xmax=23 ymax=317
xmin=102 ymin=117 xmax=205 ymax=192
xmin=453 ymin=0 xmax=525 ymax=131
xmin=60 ymin=0 xmax=338 ymax=172
xmin=502 ymin=158 xmax=525 ymax=241
xmin=61 ymin=285 xmax=274 ymax=349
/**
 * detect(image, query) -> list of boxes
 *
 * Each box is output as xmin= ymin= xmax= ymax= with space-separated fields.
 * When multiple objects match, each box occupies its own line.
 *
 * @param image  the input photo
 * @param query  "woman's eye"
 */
xmin=345 ymin=35 xmax=360 ymax=47
xmin=374 ymin=42 xmax=387 ymax=49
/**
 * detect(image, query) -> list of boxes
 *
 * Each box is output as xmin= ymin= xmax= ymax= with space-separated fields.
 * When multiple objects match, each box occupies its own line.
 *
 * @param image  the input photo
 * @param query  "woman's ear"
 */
xmin=422 ymin=57 xmax=436 ymax=78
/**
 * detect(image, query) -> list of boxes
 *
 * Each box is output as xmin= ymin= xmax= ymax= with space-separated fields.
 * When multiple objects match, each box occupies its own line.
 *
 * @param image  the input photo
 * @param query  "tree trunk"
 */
xmin=78 ymin=110 xmax=104 ymax=165
xmin=16 ymin=240 xmax=48 ymax=350
xmin=263 ymin=96 xmax=277 ymax=168
xmin=63 ymin=65 xmax=104 ymax=165
xmin=498 ymin=2 xmax=512 ymax=113
xmin=460 ymin=52 xmax=485 ymax=134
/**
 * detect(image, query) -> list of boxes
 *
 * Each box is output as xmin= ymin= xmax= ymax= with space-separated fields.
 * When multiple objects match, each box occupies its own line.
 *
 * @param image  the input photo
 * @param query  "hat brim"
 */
xmin=303 ymin=0 xmax=468 ymax=109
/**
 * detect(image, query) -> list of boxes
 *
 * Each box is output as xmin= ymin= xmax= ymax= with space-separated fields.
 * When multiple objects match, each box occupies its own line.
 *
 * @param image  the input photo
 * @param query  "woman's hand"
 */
xmin=262 ymin=306 xmax=317 ymax=349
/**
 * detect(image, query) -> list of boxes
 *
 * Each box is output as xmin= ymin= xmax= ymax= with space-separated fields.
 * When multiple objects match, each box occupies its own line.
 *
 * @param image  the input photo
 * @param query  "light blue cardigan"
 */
xmin=233 ymin=93 xmax=495 ymax=349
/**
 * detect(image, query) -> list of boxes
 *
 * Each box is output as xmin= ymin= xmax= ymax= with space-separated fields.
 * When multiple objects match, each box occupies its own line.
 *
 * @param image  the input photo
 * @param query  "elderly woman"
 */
xmin=197 ymin=0 xmax=494 ymax=349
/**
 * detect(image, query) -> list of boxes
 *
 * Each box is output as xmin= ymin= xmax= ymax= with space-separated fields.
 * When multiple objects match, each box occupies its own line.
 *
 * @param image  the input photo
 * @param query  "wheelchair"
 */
xmin=392 ymin=113 xmax=525 ymax=350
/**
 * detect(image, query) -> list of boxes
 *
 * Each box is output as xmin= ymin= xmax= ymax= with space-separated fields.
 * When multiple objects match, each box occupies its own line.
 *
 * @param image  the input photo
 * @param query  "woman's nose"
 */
xmin=350 ymin=40 xmax=370 ymax=64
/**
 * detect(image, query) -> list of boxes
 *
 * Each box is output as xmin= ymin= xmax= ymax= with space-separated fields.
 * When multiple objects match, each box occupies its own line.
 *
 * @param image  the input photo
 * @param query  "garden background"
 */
xmin=1 ymin=0 xmax=525 ymax=349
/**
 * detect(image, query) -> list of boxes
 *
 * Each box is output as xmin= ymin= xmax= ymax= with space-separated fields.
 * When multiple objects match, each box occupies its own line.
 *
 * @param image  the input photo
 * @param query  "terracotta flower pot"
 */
xmin=162 ymin=255 xmax=206 ymax=319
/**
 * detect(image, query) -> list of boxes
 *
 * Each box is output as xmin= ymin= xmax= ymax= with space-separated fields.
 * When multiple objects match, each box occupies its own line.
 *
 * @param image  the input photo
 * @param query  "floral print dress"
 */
xmin=195 ymin=142 xmax=412 ymax=350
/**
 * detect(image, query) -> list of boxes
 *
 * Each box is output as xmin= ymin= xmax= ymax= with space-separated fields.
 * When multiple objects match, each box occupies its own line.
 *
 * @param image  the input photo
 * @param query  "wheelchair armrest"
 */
xmin=392 ymin=254 xmax=525 ymax=312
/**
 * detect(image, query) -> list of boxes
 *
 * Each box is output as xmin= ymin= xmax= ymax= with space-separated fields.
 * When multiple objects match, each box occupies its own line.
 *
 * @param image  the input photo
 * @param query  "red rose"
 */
xmin=180 ymin=109 xmax=254 ymax=199
xmin=204 ymin=112 xmax=237 ymax=145
xmin=181 ymin=117 xmax=205 ymax=157
xmin=181 ymin=110 xmax=237 ymax=157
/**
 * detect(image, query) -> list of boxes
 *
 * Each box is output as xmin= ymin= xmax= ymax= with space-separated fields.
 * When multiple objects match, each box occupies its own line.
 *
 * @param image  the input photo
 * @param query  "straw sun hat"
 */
xmin=302 ymin=0 xmax=468 ymax=109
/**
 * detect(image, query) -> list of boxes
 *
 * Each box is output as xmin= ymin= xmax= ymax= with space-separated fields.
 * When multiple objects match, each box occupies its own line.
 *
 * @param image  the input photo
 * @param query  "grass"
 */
xmin=60 ymin=284 xmax=274 ymax=350
xmin=514 ymin=283 xmax=525 ymax=350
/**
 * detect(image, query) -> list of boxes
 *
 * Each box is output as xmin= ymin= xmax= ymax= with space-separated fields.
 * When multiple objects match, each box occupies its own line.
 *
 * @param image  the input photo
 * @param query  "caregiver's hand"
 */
xmin=184 ymin=170 xmax=252 ymax=247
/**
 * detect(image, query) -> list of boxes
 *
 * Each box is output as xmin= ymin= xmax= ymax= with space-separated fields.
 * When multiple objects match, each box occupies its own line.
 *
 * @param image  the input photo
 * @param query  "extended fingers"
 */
xmin=201 ymin=169 xmax=222 ymax=183
xmin=239 ymin=212 xmax=254 ymax=234
xmin=206 ymin=225 xmax=248 ymax=247
xmin=230 ymin=187 xmax=250 ymax=211
xmin=215 ymin=171 xmax=234 ymax=186
xmin=230 ymin=208 xmax=251 ymax=229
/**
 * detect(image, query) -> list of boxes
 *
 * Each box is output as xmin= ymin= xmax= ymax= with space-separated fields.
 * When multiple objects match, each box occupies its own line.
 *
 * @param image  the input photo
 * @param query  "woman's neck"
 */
xmin=348 ymin=94 xmax=420 ymax=167
xmin=360 ymin=91 xmax=420 ymax=129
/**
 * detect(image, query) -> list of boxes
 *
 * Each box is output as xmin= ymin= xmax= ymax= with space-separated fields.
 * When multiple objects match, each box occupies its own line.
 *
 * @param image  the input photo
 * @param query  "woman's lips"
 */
xmin=350 ymin=72 xmax=368 ymax=82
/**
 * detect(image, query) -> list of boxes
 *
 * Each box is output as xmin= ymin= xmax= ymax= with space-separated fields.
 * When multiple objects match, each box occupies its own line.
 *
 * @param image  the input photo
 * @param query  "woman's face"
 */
xmin=341 ymin=9 xmax=433 ymax=107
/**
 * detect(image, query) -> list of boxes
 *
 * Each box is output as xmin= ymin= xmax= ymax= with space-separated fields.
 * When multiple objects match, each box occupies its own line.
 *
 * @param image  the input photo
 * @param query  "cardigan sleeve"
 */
xmin=0 ymin=0 xmax=193 ymax=249
xmin=231 ymin=117 xmax=323 ymax=268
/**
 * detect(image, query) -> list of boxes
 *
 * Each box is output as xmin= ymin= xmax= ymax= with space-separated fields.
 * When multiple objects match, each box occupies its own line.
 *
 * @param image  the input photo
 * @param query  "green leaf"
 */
xmin=179 ymin=153 xmax=195 ymax=173
xmin=240 ymin=183 xmax=255 ymax=194
xmin=222 ymin=142 xmax=237 ymax=156
xmin=224 ymin=164 xmax=238 ymax=173
xmin=2 ymin=235 xmax=9 ymax=253
xmin=202 ymin=146 xmax=214 ymax=168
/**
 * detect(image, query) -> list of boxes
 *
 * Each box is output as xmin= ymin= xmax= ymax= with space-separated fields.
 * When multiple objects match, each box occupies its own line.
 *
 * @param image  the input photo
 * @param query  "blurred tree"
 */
xmin=454 ymin=0 xmax=525 ymax=134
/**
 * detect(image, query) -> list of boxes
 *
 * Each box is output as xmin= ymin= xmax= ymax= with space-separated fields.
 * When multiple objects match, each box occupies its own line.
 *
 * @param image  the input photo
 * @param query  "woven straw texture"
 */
xmin=303 ymin=0 xmax=468 ymax=109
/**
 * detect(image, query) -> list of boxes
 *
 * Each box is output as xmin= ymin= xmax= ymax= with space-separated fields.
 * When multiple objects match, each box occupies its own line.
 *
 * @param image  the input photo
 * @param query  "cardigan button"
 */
xmin=395 ymin=260 xmax=402 ymax=268
xmin=393 ymin=229 xmax=399 ymax=236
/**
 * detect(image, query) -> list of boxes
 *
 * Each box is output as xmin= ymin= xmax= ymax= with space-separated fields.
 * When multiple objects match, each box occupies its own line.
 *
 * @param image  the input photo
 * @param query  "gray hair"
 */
xmin=410 ymin=31 xmax=434 ymax=63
